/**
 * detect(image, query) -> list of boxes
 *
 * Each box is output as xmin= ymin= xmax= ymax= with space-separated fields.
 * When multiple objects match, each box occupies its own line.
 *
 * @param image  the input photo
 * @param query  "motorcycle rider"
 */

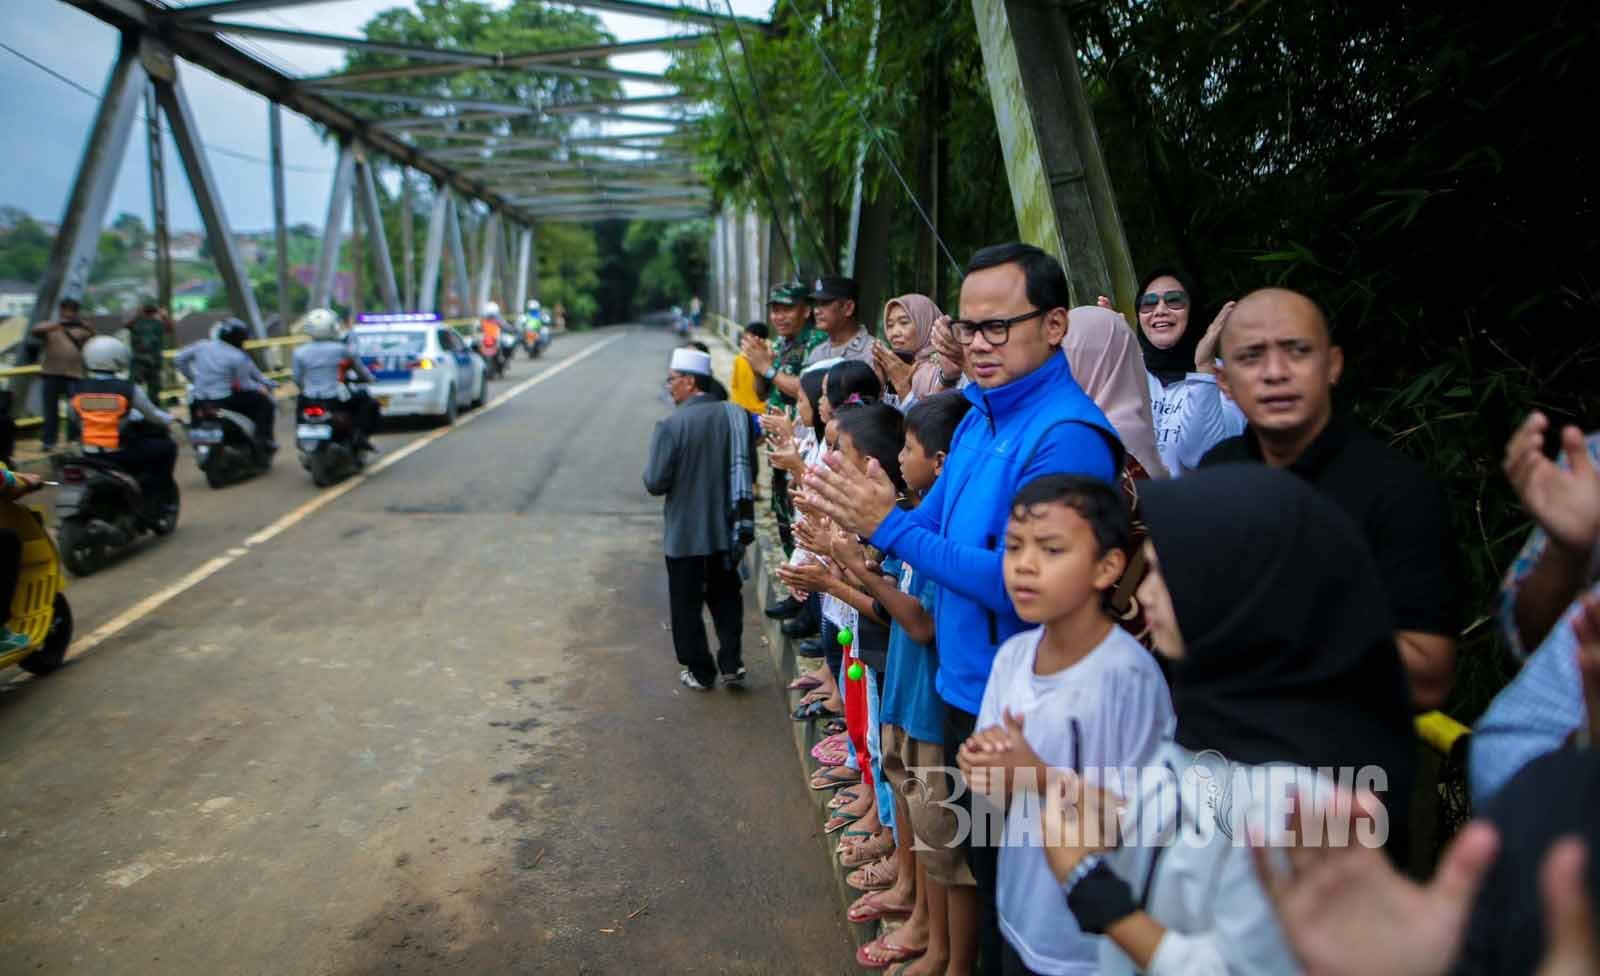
xmin=0 ymin=465 xmax=46 ymax=653
xmin=174 ymin=318 xmax=279 ymax=451
xmin=69 ymin=335 xmax=180 ymax=515
xmin=480 ymin=301 xmax=504 ymax=357
xmin=291 ymin=308 xmax=380 ymax=452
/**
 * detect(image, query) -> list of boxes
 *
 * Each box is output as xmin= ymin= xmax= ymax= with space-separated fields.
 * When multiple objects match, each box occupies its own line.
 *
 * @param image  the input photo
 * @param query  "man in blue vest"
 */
xmin=800 ymin=242 xmax=1123 ymax=975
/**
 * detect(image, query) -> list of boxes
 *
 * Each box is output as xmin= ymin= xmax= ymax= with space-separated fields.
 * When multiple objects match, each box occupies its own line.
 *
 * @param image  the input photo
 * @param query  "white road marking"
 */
xmin=66 ymin=332 xmax=627 ymax=661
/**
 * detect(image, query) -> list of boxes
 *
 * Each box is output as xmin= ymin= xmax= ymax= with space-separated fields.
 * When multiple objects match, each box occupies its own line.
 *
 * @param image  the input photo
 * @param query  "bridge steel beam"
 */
xmin=311 ymin=145 xmax=355 ymax=311
xmin=154 ymin=64 xmax=267 ymax=338
xmin=418 ymin=189 xmax=448 ymax=314
xmin=970 ymin=0 xmax=1136 ymax=311
xmin=354 ymin=153 xmax=401 ymax=312
xmin=27 ymin=33 xmax=146 ymax=342
xmin=445 ymin=194 xmax=472 ymax=317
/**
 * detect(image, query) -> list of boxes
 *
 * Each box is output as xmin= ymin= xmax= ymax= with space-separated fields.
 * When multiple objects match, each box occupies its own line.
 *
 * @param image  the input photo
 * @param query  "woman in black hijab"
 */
xmin=1041 ymin=464 xmax=1416 ymax=975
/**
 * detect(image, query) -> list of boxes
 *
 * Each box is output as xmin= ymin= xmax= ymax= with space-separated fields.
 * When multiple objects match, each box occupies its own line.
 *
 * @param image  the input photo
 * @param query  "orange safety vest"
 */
xmin=71 ymin=377 xmax=134 ymax=451
xmin=481 ymin=318 xmax=501 ymax=353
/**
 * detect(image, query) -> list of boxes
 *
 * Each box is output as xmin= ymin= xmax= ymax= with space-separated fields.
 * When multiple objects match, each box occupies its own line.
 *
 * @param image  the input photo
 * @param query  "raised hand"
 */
xmin=1251 ymin=788 xmax=1499 ymax=976
xmin=931 ymin=316 xmax=965 ymax=385
xmin=1505 ymin=412 xmax=1600 ymax=557
xmin=741 ymin=333 xmax=775 ymax=375
xmin=803 ymin=452 xmax=900 ymax=539
xmin=1194 ymin=300 xmax=1236 ymax=375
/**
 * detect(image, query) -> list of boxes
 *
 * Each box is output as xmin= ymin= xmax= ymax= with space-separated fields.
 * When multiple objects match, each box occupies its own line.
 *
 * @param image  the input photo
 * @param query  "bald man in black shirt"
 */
xmin=1202 ymin=288 xmax=1458 ymax=710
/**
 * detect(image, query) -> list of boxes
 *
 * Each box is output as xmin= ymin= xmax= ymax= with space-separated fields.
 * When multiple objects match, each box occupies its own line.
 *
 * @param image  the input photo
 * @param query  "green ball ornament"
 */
xmin=847 ymin=662 xmax=864 ymax=681
xmin=838 ymin=628 xmax=853 ymax=647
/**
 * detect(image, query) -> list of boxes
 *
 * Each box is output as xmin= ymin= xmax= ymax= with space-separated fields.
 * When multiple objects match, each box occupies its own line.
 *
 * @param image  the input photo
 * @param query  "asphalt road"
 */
xmin=0 ymin=326 xmax=855 ymax=975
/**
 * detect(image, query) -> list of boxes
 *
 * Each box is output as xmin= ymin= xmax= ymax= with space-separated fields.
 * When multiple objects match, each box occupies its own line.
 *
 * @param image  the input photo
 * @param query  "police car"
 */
xmin=348 ymin=312 xmax=488 ymax=425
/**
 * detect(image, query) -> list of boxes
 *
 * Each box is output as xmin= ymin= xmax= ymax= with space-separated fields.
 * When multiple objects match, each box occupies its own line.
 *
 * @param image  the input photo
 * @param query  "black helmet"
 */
xmin=218 ymin=318 xmax=251 ymax=347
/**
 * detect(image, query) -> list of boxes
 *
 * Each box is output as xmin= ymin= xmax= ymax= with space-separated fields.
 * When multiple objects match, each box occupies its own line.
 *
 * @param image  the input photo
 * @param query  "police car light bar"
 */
xmin=354 ymin=312 xmax=442 ymax=325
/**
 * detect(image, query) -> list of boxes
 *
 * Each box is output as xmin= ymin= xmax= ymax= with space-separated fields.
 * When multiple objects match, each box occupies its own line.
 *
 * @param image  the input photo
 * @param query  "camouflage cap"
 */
xmin=767 ymin=281 xmax=811 ymax=306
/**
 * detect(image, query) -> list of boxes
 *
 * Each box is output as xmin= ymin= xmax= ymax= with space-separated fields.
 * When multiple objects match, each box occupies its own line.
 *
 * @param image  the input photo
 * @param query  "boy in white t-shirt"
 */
xmin=958 ymin=474 xmax=1174 ymax=976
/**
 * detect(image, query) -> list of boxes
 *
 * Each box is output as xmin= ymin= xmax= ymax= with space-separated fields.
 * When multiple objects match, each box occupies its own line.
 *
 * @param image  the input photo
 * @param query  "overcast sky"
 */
xmin=0 ymin=1 xmax=765 ymax=233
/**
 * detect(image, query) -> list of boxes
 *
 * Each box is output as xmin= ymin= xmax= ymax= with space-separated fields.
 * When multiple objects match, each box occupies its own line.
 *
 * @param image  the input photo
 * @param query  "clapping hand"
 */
xmin=957 ymin=709 xmax=1045 ymax=802
xmin=1505 ymin=412 xmax=1600 ymax=558
xmin=872 ymin=342 xmax=914 ymax=399
xmin=802 ymin=451 xmax=900 ymax=539
xmin=741 ymin=333 xmax=775 ymax=376
xmin=776 ymin=559 xmax=837 ymax=598
xmin=931 ymin=316 xmax=965 ymax=385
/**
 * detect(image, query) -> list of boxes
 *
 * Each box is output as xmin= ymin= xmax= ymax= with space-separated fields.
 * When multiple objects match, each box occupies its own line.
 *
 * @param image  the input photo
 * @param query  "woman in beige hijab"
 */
xmin=1062 ymin=306 xmax=1170 ymax=479
xmin=872 ymin=294 xmax=948 ymax=405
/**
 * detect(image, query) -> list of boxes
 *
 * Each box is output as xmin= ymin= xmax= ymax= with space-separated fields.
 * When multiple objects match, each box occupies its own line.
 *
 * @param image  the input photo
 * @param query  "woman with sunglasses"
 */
xmin=1130 ymin=268 xmax=1246 ymax=476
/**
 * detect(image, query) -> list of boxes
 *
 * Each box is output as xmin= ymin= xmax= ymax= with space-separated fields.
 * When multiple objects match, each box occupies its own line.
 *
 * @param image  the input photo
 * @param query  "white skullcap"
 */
xmin=670 ymin=347 xmax=712 ymax=376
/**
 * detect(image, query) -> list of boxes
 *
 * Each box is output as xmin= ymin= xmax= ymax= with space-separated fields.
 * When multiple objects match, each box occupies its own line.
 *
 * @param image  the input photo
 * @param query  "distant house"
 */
xmin=0 ymin=280 xmax=35 ymax=318
xmin=171 ymin=279 xmax=220 ymax=315
xmin=169 ymin=232 xmax=204 ymax=262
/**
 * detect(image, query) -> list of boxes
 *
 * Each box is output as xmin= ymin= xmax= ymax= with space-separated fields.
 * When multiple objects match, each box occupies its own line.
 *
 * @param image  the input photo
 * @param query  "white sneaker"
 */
xmin=679 ymin=669 xmax=712 ymax=691
xmin=721 ymin=668 xmax=747 ymax=687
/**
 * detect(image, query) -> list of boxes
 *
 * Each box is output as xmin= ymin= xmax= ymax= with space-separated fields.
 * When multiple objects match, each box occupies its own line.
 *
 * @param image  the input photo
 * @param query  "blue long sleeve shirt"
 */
xmin=870 ymin=352 xmax=1121 ymax=714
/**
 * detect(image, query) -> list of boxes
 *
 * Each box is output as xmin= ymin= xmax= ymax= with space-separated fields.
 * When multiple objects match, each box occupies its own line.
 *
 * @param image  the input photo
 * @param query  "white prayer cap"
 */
xmin=670 ymin=347 xmax=712 ymax=376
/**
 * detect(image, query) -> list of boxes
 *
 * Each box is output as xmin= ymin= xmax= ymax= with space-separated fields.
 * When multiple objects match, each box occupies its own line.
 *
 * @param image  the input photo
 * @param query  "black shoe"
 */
xmin=782 ymin=616 xmax=818 ymax=639
xmin=765 ymin=597 xmax=804 ymax=621
xmin=797 ymin=637 xmax=823 ymax=657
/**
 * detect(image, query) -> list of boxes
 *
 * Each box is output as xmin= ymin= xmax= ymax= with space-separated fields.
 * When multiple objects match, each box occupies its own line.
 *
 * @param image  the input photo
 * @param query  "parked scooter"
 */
xmin=188 ymin=398 xmax=272 ymax=489
xmin=296 ymin=395 xmax=369 ymax=487
xmin=53 ymin=427 xmax=180 ymax=577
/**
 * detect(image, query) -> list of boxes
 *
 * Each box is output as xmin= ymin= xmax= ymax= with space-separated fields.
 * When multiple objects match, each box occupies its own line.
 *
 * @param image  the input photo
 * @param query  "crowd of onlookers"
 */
xmin=645 ymin=241 xmax=1600 ymax=975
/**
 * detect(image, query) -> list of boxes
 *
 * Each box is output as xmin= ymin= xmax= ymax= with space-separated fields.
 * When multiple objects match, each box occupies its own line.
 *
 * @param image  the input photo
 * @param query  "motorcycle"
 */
xmin=53 ymin=436 xmax=180 ymax=576
xmin=498 ymin=329 xmax=518 ymax=370
xmin=296 ymin=396 xmax=369 ymax=488
xmin=478 ymin=334 xmax=504 ymax=380
xmin=0 ymin=488 xmax=73 ymax=677
xmin=189 ymin=398 xmax=273 ymax=489
xmin=523 ymin=321 xmax=550 ymax=359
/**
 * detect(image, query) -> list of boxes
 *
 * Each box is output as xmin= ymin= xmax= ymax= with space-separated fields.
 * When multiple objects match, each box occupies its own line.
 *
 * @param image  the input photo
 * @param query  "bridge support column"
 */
xmin=354 ymin=152 xmax=401 ymax=312
xmin=311 ymin=144 xmax=355 ymax=313
xmin=418 ymin=188 xmax=447 ymax=314
xmin=970 ymin=0 xmax=1137 ymax=311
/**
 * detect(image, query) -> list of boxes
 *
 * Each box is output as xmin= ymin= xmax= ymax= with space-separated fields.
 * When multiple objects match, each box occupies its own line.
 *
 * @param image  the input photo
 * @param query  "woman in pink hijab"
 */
xmin=1062 ymin=305 xmax=1170 ymax=480
xmin=872 ymin=294 xmax=948 ymax=405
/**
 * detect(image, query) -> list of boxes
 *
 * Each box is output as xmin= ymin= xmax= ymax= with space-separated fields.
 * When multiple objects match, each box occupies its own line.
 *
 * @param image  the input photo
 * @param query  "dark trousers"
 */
xmin=771 ymin=468 xmax=795 ymax=555
xmin=39 ymin=375 xmax=77 ymax=448
xmin=1001 ymin=941 xmax=1041 ymax=976
xmin=347 ymin=389 xmax=381 ymax=438
xmin=822 ymin=617 xmax=842 ymax=682
xmin=220 ymin=390 xmax=277 ymax=446
xmin=0 ymin=529 xmax=19 ymax=624
xmin=132 ymin=361 xmax=163 ymax=403
xmin=665 ymin=552 xmax=744 ymax=685
xmin=106 ymin=432 xmax=179 ymax=510
xmin=946 ymin=702 xmax=1003 ymax=976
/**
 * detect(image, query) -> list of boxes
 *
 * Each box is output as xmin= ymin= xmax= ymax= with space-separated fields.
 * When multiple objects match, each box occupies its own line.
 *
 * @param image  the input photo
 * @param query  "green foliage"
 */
xmin=535 ymin=221 xmax=600 ymax=325
xmin=625 ymin=219 xmax=710 ymax=312
xmin=1075 ymin=0 xmax=1600 ymax=723
xmin=0 ymin=209 xmax=52 ymax=283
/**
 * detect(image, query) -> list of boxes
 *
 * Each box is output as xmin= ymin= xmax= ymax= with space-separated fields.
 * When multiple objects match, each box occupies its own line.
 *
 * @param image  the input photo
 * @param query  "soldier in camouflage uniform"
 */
xmin=741 ymin=281 xmax=825 ymax=556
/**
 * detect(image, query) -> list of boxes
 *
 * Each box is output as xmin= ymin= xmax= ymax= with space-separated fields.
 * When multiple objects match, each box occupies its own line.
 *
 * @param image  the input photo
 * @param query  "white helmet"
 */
xmin=483 ymin=301 xmax=501 ymax=318
xmin=530 ymin=300 xmax=541 ymax=312
xmin=299 ymin=307 xmax=340 ymax=341
xmin=84 ymin=335 xmax=131 ymax=374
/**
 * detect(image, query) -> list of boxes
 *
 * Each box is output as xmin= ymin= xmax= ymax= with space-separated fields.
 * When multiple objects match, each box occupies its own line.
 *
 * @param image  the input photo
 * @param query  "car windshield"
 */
xmin=351 ymin=331 xmax=426 ymax=358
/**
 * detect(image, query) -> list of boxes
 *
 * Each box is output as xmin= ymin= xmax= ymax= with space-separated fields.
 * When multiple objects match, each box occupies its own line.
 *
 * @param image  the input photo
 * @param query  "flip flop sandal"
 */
xmin=787 ymin=674 xmax=824 ymax=691
xmin=810 ymin=732 xmax=849 ymax=759
xmin=855 ymin=936 xmax=925 ymax=970
xmin=810 ymin=767 xmax=860 ymax=791
xmin=833 ymin=827 xmax=874 ymax=853
xmin=824 ymin=810 xmax=863 ymax=833
xmin=813 ymin=746 xmax=850 ymax=767
xmin=791 ymin=699 xmax=830 ymax=721
xmin=847 ymin=855 xmax=899 ymax=891
xmin=847 ymin=890 xmax=913 ymax=924
xmin=820 ymin=719 xmax=847 ymax=736
xmin=827 ymin=787 xmax=864 ymax=810
xmin=840 ymin=834 xmax=894 ymax=868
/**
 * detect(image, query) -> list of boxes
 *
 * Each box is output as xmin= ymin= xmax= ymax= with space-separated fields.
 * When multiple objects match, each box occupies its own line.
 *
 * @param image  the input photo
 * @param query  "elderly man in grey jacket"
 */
xmin=643 ymin=347 xmax=747 ymax=691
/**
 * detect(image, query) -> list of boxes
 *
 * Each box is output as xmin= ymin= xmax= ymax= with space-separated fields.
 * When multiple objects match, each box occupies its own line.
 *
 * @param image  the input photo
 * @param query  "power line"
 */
xmin=0 ymin=39 xmax=332 ymax=175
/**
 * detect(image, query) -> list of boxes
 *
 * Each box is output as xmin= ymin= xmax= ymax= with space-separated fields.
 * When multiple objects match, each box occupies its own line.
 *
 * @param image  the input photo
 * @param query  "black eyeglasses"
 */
xmin=948 ymin=309 xmax=1046 ymax=346
xmin=1138 ymin=290 xmax=1188 ymax=311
